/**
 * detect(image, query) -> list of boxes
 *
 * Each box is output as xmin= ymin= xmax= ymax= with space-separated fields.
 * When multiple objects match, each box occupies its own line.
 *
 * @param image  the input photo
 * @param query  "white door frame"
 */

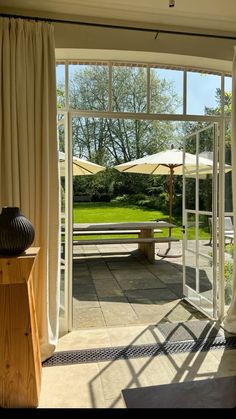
xmin=182 ymin=123 xmax=219 ymax=319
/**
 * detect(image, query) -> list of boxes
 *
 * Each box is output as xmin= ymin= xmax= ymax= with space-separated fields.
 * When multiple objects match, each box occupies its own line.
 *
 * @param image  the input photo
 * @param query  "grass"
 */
xmin=72 ymin=202 xmax=210 ymax=240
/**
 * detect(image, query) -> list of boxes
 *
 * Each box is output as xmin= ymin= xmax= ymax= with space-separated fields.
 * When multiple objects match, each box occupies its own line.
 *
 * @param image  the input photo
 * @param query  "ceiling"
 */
xmin=1 ymin=0 xmax=236 ymax=33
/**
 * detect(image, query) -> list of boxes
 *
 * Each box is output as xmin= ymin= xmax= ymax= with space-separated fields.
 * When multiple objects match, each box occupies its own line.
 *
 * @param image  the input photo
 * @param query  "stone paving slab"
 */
xmin=99 ymin=296 xmax=138 ymax=327
xmin=155 ymin=272 xmax=183 ymax=284
xmin=107 ymin=261 xmax=144 ymax=270
xmin=73 ymin=283 xmax=97 ymax=296
xmin=125 ymin=288 xmax=178 ymax=302
xmin=73 ymin=306 xmax=105 ymax=328
xmin=73 ymin=295 xmax=100 ymax=309
xmin=115 ymin=276 xmax=166 ymax=291
xmin=93 ymin=278 xmax=124 ymax=297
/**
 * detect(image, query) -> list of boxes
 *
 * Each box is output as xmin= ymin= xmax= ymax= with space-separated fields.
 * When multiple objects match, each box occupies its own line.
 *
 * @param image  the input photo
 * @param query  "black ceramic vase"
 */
xmin=0 ymin=207 xmax=35 ymax=255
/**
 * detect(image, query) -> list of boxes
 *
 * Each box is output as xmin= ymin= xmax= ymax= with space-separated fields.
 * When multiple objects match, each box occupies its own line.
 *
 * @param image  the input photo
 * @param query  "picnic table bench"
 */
xmin=62 ymin=222 xmax=178 ymax=263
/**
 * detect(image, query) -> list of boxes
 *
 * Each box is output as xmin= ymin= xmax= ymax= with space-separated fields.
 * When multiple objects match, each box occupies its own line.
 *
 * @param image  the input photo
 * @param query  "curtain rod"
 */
xmin=1 ymin=12 xmax=236 ymax=40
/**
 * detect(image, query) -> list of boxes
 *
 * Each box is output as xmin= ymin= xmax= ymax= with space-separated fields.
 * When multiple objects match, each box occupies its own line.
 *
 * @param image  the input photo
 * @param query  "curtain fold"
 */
xmin=223 ymin=46 xmax=236 ymax=333
xmin=0 ymin=17 xmax=60 ymax=360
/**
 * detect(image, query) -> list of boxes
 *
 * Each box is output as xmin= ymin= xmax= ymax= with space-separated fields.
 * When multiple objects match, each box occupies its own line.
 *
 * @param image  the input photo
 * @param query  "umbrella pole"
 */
xmin=168 ymin=167 xmax=173 ymax=244
xmin=157 ymin=165 xmax=181 ymax=258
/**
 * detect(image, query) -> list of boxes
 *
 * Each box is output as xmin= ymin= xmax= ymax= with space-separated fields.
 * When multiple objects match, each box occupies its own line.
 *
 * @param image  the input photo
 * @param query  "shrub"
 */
xmin=111 ymin=195 xmax=130 ymax=203
xmin=225 ymin=244 xmax=234 ymax=258
xmin=99 ymin=194 xmax=111 ymax=202
xmin=225 ymin=261 xmax=233 ymax=305
xmin=91 ymin=193 xmax=100 ymax=202
xmin=156 ymin=192 xmax=169 ymax=213
xmin=172 ymin=194 xmax=183 ymax=216
xmin=208 ymin=250 xmax=233 ymax=306
xmin=91 ymin=193 xmax=111 ymax=202
xmin=137 ymin=199 xmax=153 ymax=208
xmin=129 ymin=194 xmax=148 ymax=205
xmin=74 ymin=195 xmax=91 ymax=202
xmin=61 ymin=185 xmax=65 ymax=213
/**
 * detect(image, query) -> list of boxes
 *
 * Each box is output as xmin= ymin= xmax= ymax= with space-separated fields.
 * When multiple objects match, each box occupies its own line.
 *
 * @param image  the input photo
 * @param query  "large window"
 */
xmin=56 ymin=61 xmax=231 ymax=118
xmin=56 ymin=60 xmax=232 ymax=330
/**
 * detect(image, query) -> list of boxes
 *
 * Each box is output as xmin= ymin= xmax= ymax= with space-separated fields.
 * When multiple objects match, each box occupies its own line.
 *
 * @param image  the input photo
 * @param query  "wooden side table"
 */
xmin=0 ymin=247 xmax=41 ymax=408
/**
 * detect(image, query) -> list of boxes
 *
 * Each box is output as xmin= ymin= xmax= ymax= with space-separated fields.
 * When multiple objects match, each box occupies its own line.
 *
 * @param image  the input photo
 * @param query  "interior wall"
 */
xmin=54 ymin=22 xmax=235 ymax=62
xmin=0 ymin=7 xmax=234 ymax=62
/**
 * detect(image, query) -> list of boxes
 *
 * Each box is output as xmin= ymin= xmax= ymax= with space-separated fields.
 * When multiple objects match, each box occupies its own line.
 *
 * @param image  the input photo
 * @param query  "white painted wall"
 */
xmin=54 ymin=22 xmax=235 ymax=63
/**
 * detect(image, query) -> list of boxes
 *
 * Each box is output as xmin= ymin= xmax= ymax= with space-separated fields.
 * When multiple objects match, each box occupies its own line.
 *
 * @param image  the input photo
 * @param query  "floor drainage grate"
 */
xmin=42 ymin=336 xmax=236 ymax=367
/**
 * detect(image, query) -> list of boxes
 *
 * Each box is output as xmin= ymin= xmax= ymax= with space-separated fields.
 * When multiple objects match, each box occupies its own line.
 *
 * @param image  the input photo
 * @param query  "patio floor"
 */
xmin=71 ymin=240 xmax=208 ymax=329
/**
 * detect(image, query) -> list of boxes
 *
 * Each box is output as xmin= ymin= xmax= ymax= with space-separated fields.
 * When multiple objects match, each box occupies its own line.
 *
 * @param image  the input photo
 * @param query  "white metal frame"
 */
xmin=57 ymin=60 xmax=231 ymax=332
xmin=182 ymin=123 xmax=218 ymax=319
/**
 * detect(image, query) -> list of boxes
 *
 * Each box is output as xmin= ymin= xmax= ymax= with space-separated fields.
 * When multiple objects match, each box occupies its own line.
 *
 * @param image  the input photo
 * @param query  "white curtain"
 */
xmin=223 ymin=46 xmax=236 ymax=333
xmin=0 ymin=18 xmax=60 ymax=360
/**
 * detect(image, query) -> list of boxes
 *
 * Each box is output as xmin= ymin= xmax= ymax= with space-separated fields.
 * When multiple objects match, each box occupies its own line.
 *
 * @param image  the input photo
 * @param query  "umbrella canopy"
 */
xmin=114 ymin=149 xmax=215 ymax=176
xmin=59 ymin=151 xmax=105 ymax=176
xmin=114 ymin=149 xmax=221 ymax=227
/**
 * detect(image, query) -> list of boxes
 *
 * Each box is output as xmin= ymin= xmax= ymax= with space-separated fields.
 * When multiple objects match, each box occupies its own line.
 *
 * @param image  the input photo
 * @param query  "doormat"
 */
xmin=156 ymin=320 xmax=225 ymax=342
xmin=42 ymin=335 xmax=236 ymax=368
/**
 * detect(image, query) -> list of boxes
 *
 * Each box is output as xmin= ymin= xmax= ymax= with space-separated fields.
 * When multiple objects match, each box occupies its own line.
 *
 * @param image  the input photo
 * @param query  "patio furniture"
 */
xmin=208 ymin=216 xmax=234 ymax=245
xmin=65 ymin=221 xmax=177 ymax=263
xmin=59 ymin=151 xmax=105 ymax=176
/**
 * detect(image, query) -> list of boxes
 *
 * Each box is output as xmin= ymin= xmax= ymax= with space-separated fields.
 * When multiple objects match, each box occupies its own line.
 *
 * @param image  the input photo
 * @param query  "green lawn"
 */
xmin=73 ymin=202 xmax=210 ymax=240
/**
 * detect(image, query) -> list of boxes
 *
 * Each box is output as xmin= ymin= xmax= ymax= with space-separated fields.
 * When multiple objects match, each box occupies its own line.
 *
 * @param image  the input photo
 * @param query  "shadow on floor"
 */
xmin=68 ymin=245 xmax=209 ymax=329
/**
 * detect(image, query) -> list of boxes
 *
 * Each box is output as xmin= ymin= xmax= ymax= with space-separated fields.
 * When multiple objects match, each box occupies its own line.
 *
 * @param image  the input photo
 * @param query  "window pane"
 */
xmin=150 ymin=68 xmax=183 ymax=114
xmin=56 ymin=64 xmax=65 ymax=108
xmin=199 ymin=127 xmax=213 ymax=212
xmin=224 ymin=219 xmax=234 ymax=310
xmin=57 ymin=114 xmax=65 ymax=154
xmin=57 ymin=114 xmax=66 ymax=328
xmin=225 ymin=121 xmax=232 ymax=212
xmin=185 ymin=212 xmax=197 ymax=290
xmin=187 ymin=72 xmax=221 ymax=115
xmin=224 ymin=76 xmax=232 ymax=116
xmin=185 ymin=135 xmax=196 ymax=210
xmin=112 ymin=66 xmax=147 ymax=112
xmin=69 ymin=64 xmax=109 ymax=111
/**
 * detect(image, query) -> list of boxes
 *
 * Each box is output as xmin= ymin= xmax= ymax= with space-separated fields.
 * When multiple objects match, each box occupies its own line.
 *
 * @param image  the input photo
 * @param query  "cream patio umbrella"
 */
xmin=59 ymin=151 xmax=105 ymax=176
xmin=114 ymin=148 xmax=218 ymax=244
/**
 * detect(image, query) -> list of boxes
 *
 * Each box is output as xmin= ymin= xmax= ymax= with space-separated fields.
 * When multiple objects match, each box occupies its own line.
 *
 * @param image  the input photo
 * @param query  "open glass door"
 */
xmin=183 ymin=123 xmax=218 ymax=318
xmin=58 ymin=111 xmax=72 ymax=334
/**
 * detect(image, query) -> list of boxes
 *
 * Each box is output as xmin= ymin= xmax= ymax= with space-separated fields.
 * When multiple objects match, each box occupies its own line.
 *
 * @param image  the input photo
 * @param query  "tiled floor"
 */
xmin=39 ymin=242 xmax=235 ymax=408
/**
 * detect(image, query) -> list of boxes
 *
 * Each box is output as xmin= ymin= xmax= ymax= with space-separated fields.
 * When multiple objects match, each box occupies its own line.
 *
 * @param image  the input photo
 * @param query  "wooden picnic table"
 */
xmin=65 ymin=221 xmax=177 ymax=263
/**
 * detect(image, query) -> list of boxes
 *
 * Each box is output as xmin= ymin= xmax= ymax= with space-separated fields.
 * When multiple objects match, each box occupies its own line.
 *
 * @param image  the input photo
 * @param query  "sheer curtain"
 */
xmin=223 ymin=46 xmax=236 ymax=333
xmin=0 ymin=18 xmax=60 ymax=360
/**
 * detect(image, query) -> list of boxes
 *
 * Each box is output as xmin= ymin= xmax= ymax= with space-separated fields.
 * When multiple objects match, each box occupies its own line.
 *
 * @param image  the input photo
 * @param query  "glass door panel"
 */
xmin=58 ymin=113 xmax=66 ymax=331
xmin=183 ymin=123 xmax=218 ymax=318
xmin=185 ymin=212 xmax=197 ymax=291
xmin=224 ymin=121 xmax=234 ymax=313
